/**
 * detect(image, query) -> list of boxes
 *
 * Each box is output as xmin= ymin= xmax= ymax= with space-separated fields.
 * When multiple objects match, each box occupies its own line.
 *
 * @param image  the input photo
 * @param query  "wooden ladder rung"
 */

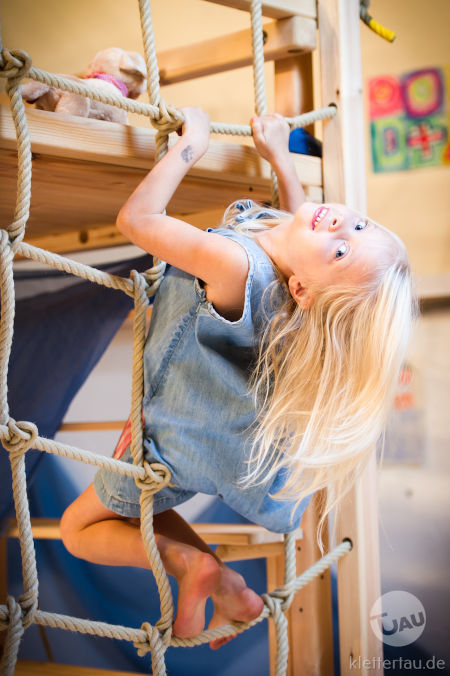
xmin=14 ymin=660 xmax=140 ymax=676
xmin=5 ymin=518 xmax=302 ymax=550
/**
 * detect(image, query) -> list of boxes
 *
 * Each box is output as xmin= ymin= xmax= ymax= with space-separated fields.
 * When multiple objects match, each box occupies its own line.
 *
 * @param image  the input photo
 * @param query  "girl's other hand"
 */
xmin=178 ymin=106 xmax=210 ymax=162
xmin=251 ymin=113 xmax=290 ymax=165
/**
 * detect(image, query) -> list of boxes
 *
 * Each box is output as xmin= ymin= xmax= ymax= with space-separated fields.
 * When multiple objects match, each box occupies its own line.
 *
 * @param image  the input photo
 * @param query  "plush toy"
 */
xmin=20 ymin=48 xmax=147 ymax=123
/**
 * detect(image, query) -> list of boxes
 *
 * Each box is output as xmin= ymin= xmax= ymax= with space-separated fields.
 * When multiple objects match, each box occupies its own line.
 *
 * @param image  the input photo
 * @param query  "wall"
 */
xmin=360 ymin=0 xmax=450 ymax=278
xmin=1 ymin=0 xmax=274 ymax=129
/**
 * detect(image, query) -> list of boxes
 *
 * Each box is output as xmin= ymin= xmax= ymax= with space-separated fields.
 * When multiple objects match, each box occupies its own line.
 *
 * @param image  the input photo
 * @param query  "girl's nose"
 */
xmin=328 ymin=214 xmax=343 ymax=232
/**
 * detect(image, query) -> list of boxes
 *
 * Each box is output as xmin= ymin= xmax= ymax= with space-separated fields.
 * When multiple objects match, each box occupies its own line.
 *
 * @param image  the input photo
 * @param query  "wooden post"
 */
xmin=317 ymin=1 xmax=384 ymax=674
xmin=266 ymin=492 xmax=333 ymax=676
xmin=272 ymin=31 xmax=332 ymax=675
xmin=275 ymin=54 xmax=314 ymax=133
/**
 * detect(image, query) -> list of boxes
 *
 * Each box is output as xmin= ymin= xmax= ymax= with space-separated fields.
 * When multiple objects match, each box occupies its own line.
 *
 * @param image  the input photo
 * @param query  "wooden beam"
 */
xmin=20 ymin=225 xmax=129 ymax=257
xmin=58 ymin=421 xmax=127 ymax=432
xmin=158 ymin=16 xmax=316 ymax=86
xmin=0 ymin=106 xmax=321 ymax=182
xmin=14 ymin=661 xmax=140 ymax=676
xmin=202 ymin=0 xmax=316 ymax=20
xmin=6 ymin=518 xmax=301 ymax=547
xmin=275 ymin=54 xmax=314 ymax=134
xmin=318 ymin=1 xmax=384 ymax=674
xmin=0 ymin=106 xmax=321 ymax=241
xmin=216 ymin=541 xmax=285 ymax=561
xmin=266 ymin=494 xmax=333 ymax=676
xmin=289 ymin=492 xmax=334 ymax=675
xmin=17 ymin=209 xmax=226 ymax=256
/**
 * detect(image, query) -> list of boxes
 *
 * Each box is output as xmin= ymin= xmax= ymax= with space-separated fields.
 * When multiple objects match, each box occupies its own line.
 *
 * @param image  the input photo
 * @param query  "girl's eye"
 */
xmin=355 ymin=219 xmax=368 ymax=230
xmin=335 ymin=242 xmax=349 ymax=259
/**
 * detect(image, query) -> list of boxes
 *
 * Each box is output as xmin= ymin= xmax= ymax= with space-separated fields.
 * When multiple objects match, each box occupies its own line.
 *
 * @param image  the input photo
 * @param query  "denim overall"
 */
xmin=94 ymin=226 xmax=313 ymax=533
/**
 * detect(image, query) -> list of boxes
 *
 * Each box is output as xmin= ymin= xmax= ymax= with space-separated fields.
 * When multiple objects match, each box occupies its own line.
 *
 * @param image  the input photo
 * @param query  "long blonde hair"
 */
xmin=222 ymin=200 xmax=418 ymax=552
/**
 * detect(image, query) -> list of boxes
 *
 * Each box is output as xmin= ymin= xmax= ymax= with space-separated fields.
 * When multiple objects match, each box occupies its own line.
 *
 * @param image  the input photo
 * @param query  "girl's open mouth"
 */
xmin=311 ymin=206 xmax=329 ymax=230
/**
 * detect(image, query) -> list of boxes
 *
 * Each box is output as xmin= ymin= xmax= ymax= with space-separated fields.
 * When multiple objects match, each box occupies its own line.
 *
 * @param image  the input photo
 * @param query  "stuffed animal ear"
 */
xmin=119 ymin=52 xmax=147 ymax=98
xmin=21 ymin=81 xmax=52 ymax=102
xmin=119 ymin=51 xmax=146 ymax=80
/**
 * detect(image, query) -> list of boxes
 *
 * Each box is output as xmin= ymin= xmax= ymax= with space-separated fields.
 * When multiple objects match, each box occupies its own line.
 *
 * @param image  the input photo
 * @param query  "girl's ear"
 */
xmin=288 ymin=275 xmax=313 ymax=309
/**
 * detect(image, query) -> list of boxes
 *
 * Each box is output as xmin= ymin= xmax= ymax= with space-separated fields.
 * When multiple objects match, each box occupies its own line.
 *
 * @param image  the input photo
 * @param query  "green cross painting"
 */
xmin=368 ymin=66 xmax=450 ymax=172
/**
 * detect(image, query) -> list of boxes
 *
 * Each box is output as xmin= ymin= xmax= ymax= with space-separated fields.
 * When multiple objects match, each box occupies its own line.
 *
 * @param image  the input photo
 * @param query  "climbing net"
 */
xmin=0 ymin=1 xmax=350 ymax=674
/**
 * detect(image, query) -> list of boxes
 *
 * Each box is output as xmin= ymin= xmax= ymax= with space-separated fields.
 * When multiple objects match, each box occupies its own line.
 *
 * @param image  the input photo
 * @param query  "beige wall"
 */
xmin=360 ymin=0 xmax=450 ymax=276
xmin=1 ymin=0 xmax=274 ymax=128
xmin=2 ymin=0 xmax=449 ymax=277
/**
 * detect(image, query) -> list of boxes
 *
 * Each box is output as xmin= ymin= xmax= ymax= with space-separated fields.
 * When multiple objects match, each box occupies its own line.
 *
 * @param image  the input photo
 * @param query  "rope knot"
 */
xmin=0 ymin=228 xmax=13 ymax=253
xmin=263 ymin=593 xmax=285 ymax=624
xmin=135 ymin=461 xmax=172 ymax=494
xmin=151 ymin=100 xmax=183 ymax=136
xmin=142 ymin=259 xmax=166 ymax=297
xmin=2 ymin=419 xmax=38 ymax=455
xmin=0 ymin=48 xmax=32 ymax=81
xmin=134 ymin=621 xmax=169 ymax=661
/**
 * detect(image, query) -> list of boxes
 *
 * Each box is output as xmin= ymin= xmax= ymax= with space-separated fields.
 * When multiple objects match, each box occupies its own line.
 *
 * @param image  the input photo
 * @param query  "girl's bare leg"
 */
xmin=60 ymin=483 xmax=263 ymax=645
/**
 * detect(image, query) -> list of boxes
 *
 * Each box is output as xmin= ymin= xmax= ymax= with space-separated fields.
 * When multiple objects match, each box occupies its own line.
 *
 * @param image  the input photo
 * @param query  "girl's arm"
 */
xmin=250 ymin=113 xmax=306 ymax=213
xmin=117 ymin=107 xmax=249 ymax=317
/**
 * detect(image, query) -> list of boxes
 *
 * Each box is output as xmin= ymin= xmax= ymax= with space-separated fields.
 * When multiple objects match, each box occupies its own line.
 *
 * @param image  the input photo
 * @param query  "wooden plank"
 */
xmin=21 ymin=226 xmax=129 ymax=257
xmin=6 ymin=518 xmax=297 ymax=547
xmin=7 ymin=518 xmax=62 ymax=541
xmin=266 ymin=496 xmax=333 ymax=676
xmin=216 ymin=541 xmax=284 ymax=561
xmin=318 ymin=1 xmax=384 ymax=674
xmin=158 ymin=16 xmax=316 ymax=86
xmin=202 ymin=0 xmax=316 ymax=20
xmin=1 ymin=106 xmax=321 ymax=241
xmin=289 ymin=492 xmax=334 ymax=676
xmin=275 ymin=54 xmax=314 ymax=133
xmin=58 ymin=421 xmax=127 ymax=432
xmin=18 ymin=208 xmax=226 ymax=256
xmin=15 ymin=661 xmax=140 ymax=676
xmin=0 ymin=106 xmax=321 ymax=182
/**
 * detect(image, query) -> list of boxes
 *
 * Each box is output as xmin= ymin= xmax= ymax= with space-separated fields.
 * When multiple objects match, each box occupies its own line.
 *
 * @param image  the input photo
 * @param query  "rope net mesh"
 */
xmin=0 ymin=2 xmax=346 ymax=675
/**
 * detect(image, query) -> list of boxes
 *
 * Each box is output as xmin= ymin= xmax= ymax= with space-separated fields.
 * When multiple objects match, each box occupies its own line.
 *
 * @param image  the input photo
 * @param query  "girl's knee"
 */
xmin=60 ymin=502 xmax=83 ymax=557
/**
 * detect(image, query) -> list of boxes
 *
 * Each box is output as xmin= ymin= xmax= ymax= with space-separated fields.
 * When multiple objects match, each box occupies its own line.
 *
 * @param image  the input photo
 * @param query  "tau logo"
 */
xmin=370 ymin=590 xmax=426 ymax=646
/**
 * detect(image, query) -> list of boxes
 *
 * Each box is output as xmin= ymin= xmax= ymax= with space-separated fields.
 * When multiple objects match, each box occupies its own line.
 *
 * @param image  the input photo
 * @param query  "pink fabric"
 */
xmin=113 ymin=414 xmax=145 ymax=459
xmin=85 ymin=72 xmax=129 ymax=98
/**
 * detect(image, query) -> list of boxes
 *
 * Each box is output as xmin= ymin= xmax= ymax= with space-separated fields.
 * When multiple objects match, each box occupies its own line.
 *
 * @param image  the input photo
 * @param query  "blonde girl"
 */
xmin=60 ymin=108 xmax=416 ymax=649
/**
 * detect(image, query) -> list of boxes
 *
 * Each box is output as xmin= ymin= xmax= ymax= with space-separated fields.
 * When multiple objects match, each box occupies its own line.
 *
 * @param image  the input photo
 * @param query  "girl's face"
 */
xmin=285 ymin=202 xmax=399 ymax=306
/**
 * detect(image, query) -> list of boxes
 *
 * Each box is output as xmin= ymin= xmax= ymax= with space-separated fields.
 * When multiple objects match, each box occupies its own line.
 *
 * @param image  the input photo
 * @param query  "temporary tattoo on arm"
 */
xmin=181 ymin=145 xmax=194 ymax=163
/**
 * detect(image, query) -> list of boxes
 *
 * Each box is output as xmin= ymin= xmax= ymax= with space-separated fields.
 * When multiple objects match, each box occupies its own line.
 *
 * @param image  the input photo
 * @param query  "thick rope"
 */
xmin=2 ymin=422 xmax=40 ymax=640
xmin=0 ymin=538 xmax=351 ymax=648
xmin=0 ymin=3 xmax=343 ymax=674
xmin=0 ymin=49 xmax=336 ymax=137
xmin=0 ymin=50 xmax=32 ymax=245
xmin=0 ymin=231 xmax=15 ymax=425
xmin=1 ymin=597 xmax=24 ymax=676
xmin=250 ymin=0 xmax=279 ymax=207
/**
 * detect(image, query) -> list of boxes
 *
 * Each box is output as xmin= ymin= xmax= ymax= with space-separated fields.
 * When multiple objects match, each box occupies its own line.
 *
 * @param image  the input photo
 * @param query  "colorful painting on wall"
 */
xmin=369 ymin=66 xmax=450 ymax=173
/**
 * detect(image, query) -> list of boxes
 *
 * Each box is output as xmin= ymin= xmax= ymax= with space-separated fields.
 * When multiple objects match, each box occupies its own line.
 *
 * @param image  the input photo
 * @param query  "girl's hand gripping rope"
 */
xmin=251 ymin=113 xmax=306 ymax=213
xmin=250 ymin=113 xmax=291 ymax=167
xmin=177 ymin=106 xmax=210 ymax=163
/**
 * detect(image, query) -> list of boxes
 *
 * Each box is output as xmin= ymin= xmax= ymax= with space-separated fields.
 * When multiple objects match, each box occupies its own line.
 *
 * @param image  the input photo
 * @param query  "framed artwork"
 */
xmin=369 ymin=67 xmax=450 ymax=172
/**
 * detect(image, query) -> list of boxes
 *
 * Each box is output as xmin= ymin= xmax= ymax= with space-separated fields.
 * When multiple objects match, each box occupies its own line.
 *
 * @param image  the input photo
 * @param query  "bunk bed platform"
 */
xmin=0 ymin=105 xmax=322 ymax=254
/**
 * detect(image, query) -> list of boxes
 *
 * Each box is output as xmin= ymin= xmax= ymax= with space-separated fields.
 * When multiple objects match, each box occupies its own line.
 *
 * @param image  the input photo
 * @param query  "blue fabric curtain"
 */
xmin=2 ymin=255 xmax=272 ymax=674
xmin=1 ymin=254 xmax=152 ymax=524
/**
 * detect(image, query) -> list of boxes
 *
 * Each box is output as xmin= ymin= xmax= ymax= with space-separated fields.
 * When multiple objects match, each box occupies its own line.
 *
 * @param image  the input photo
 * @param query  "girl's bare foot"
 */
xmin=157 ymin=536 xmax=221 ymax=639
xmin=208 ymin=565 xmax=264 ymax=650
